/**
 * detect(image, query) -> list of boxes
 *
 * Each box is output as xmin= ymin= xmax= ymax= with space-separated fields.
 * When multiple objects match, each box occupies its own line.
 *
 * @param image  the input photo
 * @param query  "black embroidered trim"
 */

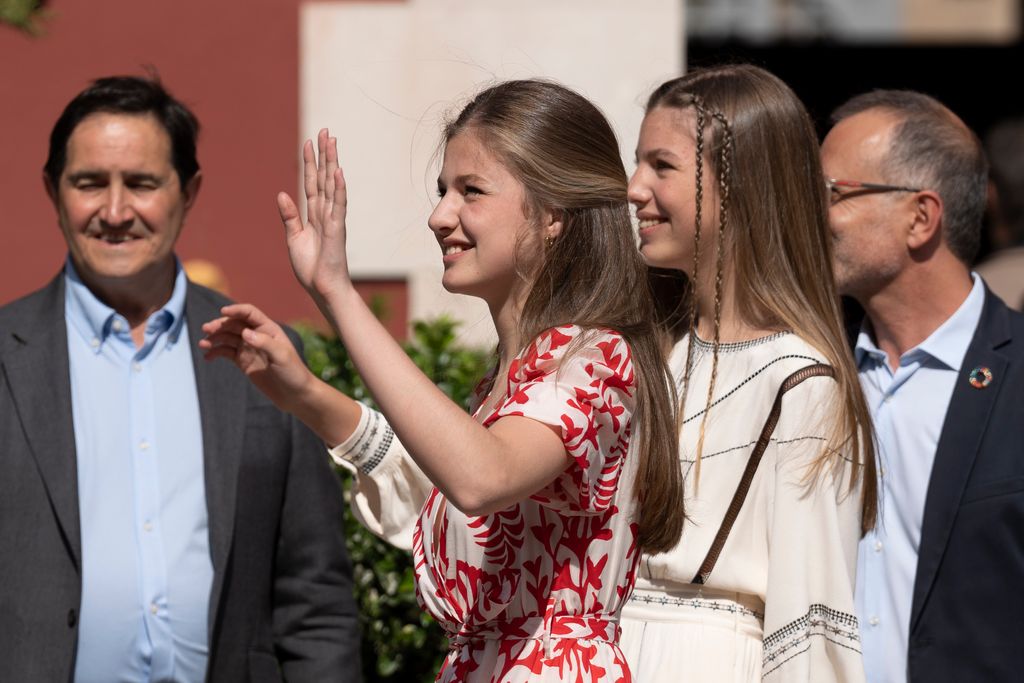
xmin=762 ymin=604 xmax=861 ymax=676
xmin=344 ymin=406 xmax=372 ymax=452
xmin=354 ymin=409 xmax=394 ymax=475
xmin=679 ymin=436 xmax=827 ymax=464
xmin=350 ymin=409 xmax=379 ymax=466
xmin=690 ymin=330 xmax=791 ymax=353
xmin=364 ymin=423 xmax=394 ymax=474
xmin=679 ymin=354 xmax=824 ymax=424
xmin=627 ymin=591 xmax=764 ymax=620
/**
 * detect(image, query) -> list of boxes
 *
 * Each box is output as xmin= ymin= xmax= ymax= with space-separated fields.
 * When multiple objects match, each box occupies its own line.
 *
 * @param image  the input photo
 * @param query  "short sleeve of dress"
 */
xmin=486 ymin=325 xmax=636 ymax=514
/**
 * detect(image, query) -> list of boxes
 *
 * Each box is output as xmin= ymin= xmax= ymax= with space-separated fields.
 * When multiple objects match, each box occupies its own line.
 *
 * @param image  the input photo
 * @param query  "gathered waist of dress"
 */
xmin=626 ymin=584 xmax=765 ymax=622
xmin=447 ymin=613 xmax=620 ymax=650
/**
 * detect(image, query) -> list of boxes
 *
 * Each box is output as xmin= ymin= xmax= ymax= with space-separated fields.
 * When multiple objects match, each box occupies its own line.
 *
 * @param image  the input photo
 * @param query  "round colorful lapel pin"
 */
xmin=968 ymin=366 xmax=992 ymax=389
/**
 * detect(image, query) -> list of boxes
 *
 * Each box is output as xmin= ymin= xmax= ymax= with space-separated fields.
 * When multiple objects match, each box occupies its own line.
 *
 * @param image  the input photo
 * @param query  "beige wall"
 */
xmin=904 ymin=0 xmax=1018 ymax=43
xmin=301 ymin=0 xmax=684 ymax=346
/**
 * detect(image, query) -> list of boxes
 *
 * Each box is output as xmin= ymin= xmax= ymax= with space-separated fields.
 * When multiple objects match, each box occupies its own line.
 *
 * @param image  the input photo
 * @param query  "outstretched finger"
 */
xmin=330 ymin=168 xmax=348 ymax=228
xmin=202 ymin=316 xmax=257 ymax=341
xmin=206 ymin=312 xmax=289 ymax=364
xmin=233 ymin=325 xmax=293 ymax=370
xmin=219 ymin=302 xmax=276 ymax=329
xmin=302 ymin=139 xmax=318 ymax=203
xmin=201 ymin=313 xmax=227 ymax=329
xmin=325 ymin=137 xmax=339 ymax=218
xmin=202 ymin=344 xmax=246 ymax=364
xmin=316 ymin=128 xmax=328 ymax=202
xmin=200 ymin=315 xmax=234 ymax=337
xmin=278 ymin=192 xmax=304 ymax=241
xmin=199 ymin=329 xmax=245 ymax=352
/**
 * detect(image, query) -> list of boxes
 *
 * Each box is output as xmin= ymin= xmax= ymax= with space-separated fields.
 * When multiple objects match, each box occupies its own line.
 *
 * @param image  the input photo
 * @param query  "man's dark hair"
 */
xmin=44 ymin=75 xmax=200 ymax=189
xmin=832 ymin=90 xmax=987 ymax=264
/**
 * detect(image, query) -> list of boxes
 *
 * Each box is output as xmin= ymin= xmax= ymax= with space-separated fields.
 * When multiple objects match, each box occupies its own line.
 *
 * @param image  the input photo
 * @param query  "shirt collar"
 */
xmin=64 ymin=257 xmax=189 ymax=350
xmin=854 ymin=272 xmax=985 ymax=371
xmin=854 ymin=325 xmax=885 ymax=367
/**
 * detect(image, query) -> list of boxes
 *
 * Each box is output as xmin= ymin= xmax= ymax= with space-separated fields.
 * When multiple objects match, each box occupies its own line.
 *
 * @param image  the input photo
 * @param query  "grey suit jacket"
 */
xmin=0 ymin=274 xmax=360 ymax=682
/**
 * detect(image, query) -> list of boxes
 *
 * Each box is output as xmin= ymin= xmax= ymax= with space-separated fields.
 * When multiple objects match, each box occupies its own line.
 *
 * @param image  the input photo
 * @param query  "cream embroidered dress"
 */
xmin=333 ymin=326 xmax=643 ymax=682
xmin=618 ymin=332 xmax=865 ymax=682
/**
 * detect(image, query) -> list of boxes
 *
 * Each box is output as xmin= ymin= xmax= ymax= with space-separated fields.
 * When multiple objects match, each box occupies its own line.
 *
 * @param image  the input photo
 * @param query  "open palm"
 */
xmin=277 ymin=128 xmax=352 ymax=301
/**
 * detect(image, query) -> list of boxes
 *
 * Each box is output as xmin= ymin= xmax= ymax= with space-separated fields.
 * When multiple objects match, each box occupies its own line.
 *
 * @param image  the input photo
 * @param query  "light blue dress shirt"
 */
xmin=854 ymin=273 xmax=985 ymax=683
xmin=65 ymin=260 xmax=213 ymax=683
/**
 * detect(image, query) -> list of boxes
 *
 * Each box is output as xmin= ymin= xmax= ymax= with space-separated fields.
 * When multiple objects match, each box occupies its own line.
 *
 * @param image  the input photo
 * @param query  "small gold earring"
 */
xmin=544 ymin=235 xmax=555 ymax=249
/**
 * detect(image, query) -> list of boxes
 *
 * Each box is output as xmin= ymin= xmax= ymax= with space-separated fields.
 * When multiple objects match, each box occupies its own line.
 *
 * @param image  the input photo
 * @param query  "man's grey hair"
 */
xmin=832 ymin=90 xmax=987 ymax=264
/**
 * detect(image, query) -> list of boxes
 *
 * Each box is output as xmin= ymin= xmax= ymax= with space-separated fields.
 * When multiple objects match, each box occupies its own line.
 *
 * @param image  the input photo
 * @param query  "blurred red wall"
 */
xmin=0 ymin=0 xmax=327 ymax=327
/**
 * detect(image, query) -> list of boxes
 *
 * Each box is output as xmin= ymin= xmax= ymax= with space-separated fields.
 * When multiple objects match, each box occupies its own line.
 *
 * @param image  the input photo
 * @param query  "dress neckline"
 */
xmin=690 ymin=330 xmax=791 ymax=353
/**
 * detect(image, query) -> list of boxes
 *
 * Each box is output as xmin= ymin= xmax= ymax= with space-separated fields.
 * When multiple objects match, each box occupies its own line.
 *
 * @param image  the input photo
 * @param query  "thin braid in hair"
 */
xmin=677 ymin=99 xmax=706 ymax=471
xmin=693 ymin=108 xmax=734 ymax=487
xmin=662 ymin=97 xmax=734 ymax=489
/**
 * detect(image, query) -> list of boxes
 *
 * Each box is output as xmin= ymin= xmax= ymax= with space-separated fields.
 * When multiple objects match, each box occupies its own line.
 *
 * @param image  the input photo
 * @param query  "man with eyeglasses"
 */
xmin=821 ymin=90 xmax=1024 ymax=683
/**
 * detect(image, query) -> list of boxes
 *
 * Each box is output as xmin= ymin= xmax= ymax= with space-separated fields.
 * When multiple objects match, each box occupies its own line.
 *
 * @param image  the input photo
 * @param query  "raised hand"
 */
xmin=200 ymin=303 xmax=314 ymax=414
xmin=278 ymin=129 xmax=351 ymax=303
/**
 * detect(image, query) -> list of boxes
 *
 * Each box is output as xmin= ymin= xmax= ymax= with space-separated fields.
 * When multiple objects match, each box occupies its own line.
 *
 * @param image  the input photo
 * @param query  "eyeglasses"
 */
xmin=825 ymin=178 xmax=923 ymax=205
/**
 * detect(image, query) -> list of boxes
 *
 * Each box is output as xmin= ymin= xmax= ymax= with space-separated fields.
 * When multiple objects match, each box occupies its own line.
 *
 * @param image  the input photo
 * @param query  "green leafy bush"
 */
xmin=0 ymin=0 xmax=48 ymax=33
xmin=299 ymin=317 xmax=493 ymax=682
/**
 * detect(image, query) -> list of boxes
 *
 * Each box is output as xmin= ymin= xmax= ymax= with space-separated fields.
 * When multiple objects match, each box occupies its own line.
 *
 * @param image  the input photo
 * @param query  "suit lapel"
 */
xmin=2 ymin=276 xmax=82 ymax=568
xmin=910 ymin=291 xmax=1012 ymax=631
xmin=184 ymin=284 xmax=248 ymax=633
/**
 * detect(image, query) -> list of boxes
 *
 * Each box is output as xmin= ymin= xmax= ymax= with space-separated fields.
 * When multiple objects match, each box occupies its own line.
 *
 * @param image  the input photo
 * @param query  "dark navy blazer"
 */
xmin=906 ymin=288 xmax=1024 ymax=682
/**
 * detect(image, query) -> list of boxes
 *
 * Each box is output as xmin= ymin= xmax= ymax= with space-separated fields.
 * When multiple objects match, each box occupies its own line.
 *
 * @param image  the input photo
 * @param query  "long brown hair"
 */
xmin=646 ymin=64 xmax=877 ymax=533
xmin=444 ymin=80 xmax=684 ymax=552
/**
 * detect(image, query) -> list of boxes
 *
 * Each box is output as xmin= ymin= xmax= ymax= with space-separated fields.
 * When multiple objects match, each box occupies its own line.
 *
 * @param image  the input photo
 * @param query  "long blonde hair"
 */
xmin=647 ymin=64 xmax=877 ymax=533
xmin=445 ymin=80 xmax=685 ymax=552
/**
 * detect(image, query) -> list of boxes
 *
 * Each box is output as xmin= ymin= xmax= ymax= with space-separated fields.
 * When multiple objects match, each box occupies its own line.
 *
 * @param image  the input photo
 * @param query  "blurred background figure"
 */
xmin=976 ymin=117 xmax=1024 ymax=310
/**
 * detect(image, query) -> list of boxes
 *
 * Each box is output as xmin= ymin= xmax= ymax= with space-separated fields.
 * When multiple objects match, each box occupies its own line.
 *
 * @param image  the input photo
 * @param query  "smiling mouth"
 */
xmin=91 ymin=232 xmax=139 ymax=244
xmin=637 ymin=218 xmax=664 ymax=230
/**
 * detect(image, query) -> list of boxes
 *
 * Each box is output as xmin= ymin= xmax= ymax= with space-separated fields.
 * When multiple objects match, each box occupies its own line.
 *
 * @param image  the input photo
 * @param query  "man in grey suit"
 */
xmin=0 ymin=76 xmax=360 ymax=682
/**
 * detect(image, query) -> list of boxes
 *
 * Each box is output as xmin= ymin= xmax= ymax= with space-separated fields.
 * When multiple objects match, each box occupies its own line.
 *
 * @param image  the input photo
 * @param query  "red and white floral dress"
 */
xmin=333 ymin=325 xmax=641 ymax=682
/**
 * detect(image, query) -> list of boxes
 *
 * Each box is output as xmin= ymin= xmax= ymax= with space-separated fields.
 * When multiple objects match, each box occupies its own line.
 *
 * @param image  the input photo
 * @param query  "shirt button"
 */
xmin=143 ymin=521 xmax=153 ymax=532
xmin=112 ymin=319 xmax=123 ymax=332
xmin=139 ymin=440 xmax=150 ymax=451
xmin=869 ymin=616 xmax=880 ymax=626
xmin=67 ymin=608 xmax=77 ymax=628
xmin=150 ymin=602 xmax=159 ymax=615
xmin=874 ymin=541 xmax=883 ymax=553
xmin=90 ymin=338 xmax=100 ymax=349
xmin=132 ymin=362 xmax=142 ymax=373
xmin=880 ymin=467 xmax=887 ymax=477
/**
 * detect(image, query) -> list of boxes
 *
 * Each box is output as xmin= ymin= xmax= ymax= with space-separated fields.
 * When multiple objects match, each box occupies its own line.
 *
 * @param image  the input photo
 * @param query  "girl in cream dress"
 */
xmin=618 ymin=64 xmax=877 ymax=682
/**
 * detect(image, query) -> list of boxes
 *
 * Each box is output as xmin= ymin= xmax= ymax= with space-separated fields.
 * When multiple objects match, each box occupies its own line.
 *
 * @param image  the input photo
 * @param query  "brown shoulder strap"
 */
xmin=691 ymin=363 xmax=835 ymax=585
